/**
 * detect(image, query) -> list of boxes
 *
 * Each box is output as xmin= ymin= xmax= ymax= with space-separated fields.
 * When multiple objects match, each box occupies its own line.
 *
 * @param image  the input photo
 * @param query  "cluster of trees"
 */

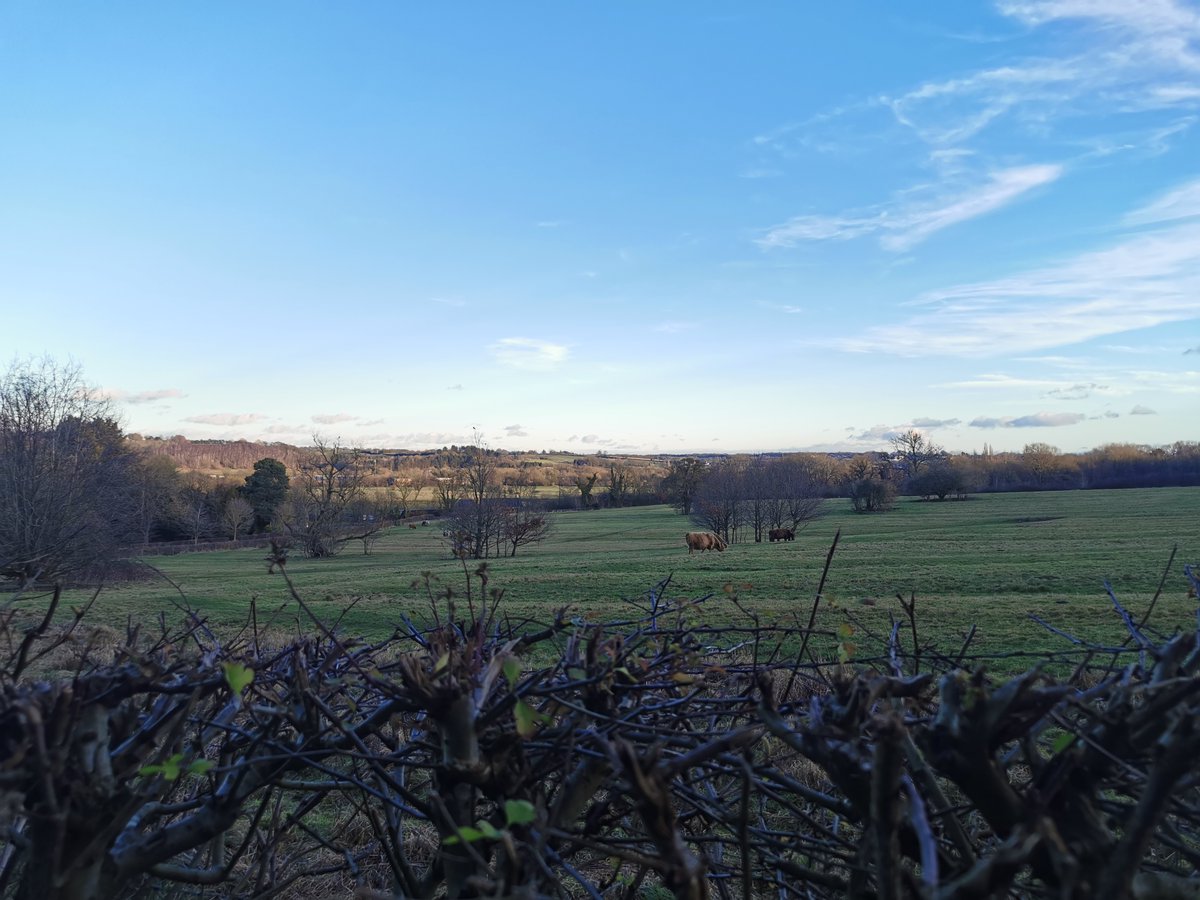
xmin=0 ymin=362 xmax=421 ymax=582
xmin=840 ymin=430 xmax=1200 ymax=513
xmin=125 ymin=433 xmax=306 ymax=473
xmin=441 ymin=439 xmax=552 ymax=559
xmin=675 ymin=455 xmax=825 ymax=543
xmin=980 ymin=440 xmax=1200 ymax=491
xmin=134 ymin=434 xmax=672 ymax=496
xmin=0 ymin=360 xmax=570 ymax=580
xmin=131 ymin=425 xmax=1200 ymax=519
xmin=0 ymin=360 xmax=141 ymax=585
xmin=828 ymin=430 xmax=1200 ymax=516
xmin=130 ymin=440 xmax=411 ymax=560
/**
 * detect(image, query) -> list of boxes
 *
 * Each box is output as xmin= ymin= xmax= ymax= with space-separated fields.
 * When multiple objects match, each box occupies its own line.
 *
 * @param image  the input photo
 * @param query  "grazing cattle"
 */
xmin=782 ymin=528 xmax=795 ymax=542
xmin=408 ymin=523 xmax=418 ymax=529
xmin=685 ymin=531 xmax=727 ymax=554
xmin=421 ymin=520 xmax=429 ymax=527
xmin=768 ymin=527 xmax=797 ymax=543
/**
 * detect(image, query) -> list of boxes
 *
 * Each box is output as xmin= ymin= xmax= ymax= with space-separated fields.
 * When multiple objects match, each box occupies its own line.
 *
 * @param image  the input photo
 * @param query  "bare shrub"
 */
xmin=3 ymin=547 xmax=1200 ymax=899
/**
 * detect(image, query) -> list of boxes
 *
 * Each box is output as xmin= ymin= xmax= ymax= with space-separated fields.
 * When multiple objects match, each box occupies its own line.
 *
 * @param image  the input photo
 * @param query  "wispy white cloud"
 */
xmin=738 ymin=167 xmax=782 ymax=179
xmin=1127 ymin=369 xmax=1200 ymax=393
xmin=1131 ymin=404 xmax=1158 ymax=414
xmin=1080 ymin=117 xmax=1197 ymax=158
xmin=847 ymin=420 xmax=959 ymax=442
xmin=758 ymin=164 xmax=1062 ymax=251
xmin=997 ymin=1 xmax=1200 ymax=39
xmin=654 ymin=320 xmax=698 ymax=334
xmin=312 ymin=413 xmax=357 ymax=425
xmin=1044 ymin=382 xmax=1114 ymax=400
xmin=882 ymin=165 xmax=1062 ymax=250
xmin=183 ymin=413 xmax=267 ymax=426
xmin=969 ymin=411 xmax=1086 ymax=428
xmin=103 ymin=388 xmax=185 ymax=405
xmin=1125 ymin=176 xmax=1200 ymax=225
xmin=1151 ymin=85 xmax=1200 ymax=102
xmin=750 ymin=0 xmax=1200 ymax=206
xmin=911 ymin=417 xmax=963 ymax=428
xmin=883 ymin=62 xmax=1082 ymax=145
xmin=840 ymin=218 xmax=1200 ymax=356
xmin=576 ymin=433 xmax=615 ymax=446
xmin=504 ymin=424 xmax=529 ymax=437
xmin=884 ymin=1 xmax=1200 ymax=143
xmin=939 ymin=373 xmax=1086 ymax=389
xmin=942 ymin=372 xmax=1126 ymax=398
xmin=264 ymin=423 xmax=309 ymax=435
xmin=849 ymin=425 xmax=909 ymax=443
xmin=490 ymin=337 xmax=569 ymax=370
xmin=1098 ymin=343 xmax=1176 ymax=354
xmin=755 ymin=301 xmax=806 ymax=315
xmin=391 ymin=431 xmax=472 ymax=446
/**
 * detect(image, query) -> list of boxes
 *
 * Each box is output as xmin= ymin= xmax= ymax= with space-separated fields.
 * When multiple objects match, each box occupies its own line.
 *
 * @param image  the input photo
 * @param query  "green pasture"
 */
xmin=60 ymin=488 xmax=1200 ymax=662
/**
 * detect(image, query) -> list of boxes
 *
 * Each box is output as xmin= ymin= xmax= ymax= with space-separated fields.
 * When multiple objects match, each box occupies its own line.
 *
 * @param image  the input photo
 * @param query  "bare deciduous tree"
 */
xmin=501 ymin=479 xmax=553 ymax=556
xmin=433 ymin=468 xmax=465 ymax=513
xmin=180 ymin=481 xmax=216 ymax=547
xmin=131 ymin=453 xmax=181 ymax=547
xmin=221 ymin=496 xmax=254 ymax=540
xmin=662 ymin=456 xmax=706 ymax=515
xmin=389 ymin=477 xmax=418 ymax=519
xmin=463 ymin=435 xmax=500 ymax=557
xmin=771 ymin=455 xmax=824 ymax=531
xmin=574 ymin=472 xmax=598 ymax=508
xmin=741 ymin=457 xmax=772 ymax=542
xmin=691 ymin=458 xmax=744 ymax=543
xmin=286 ymin=435 xmax=370 ymax=558
xmin=891 ymin=429 xmax=944 ymax=478
xmin=690 ymin=456 xmax=824 ymax=543
xmin=0 ymin=358 xmax=139 ymax=584
xmin=606 ymin=463 xmax=631 ymax=508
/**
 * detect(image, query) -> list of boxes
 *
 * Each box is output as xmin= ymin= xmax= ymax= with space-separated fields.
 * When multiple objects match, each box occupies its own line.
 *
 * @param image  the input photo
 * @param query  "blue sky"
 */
xmin=2 ymin=1 xmax=1199 ymax=454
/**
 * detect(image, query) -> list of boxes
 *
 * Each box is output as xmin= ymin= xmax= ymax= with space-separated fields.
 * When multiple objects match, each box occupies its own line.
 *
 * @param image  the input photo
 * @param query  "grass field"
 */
xmin=58 ymin=487 xmax=1200 ymax=664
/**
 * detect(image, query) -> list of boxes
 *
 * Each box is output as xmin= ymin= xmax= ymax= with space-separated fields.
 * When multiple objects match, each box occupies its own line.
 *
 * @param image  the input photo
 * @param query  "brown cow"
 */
xmin=783 ymin=528 xmax=795 ymax=542
xmin=768 ymin=528 xmax=784 ymax=542
xmin=685 ymin=531 xmax=727 ymax=554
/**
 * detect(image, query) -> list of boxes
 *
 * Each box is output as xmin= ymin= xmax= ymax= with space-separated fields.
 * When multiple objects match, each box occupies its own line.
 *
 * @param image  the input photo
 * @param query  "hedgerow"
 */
xmin=1 ymin=540 xmax=1199 ymax=899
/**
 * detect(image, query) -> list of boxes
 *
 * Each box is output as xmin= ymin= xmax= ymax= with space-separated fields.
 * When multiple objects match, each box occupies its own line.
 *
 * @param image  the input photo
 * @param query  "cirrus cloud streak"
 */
xmin=183 ymin=413 xmax=267 ymax=426
xmin=758 ymin=164 xmax=1062 ymax=252
xmin=490 ymin=337 xmax=569 ymax=370
xmin=839 ymin=216 xmax=1200 ymax=356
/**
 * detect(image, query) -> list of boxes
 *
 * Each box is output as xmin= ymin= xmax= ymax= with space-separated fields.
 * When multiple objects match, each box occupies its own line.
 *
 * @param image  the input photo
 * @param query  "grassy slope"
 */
xmin=67 ymin=488 xmax=1200 ymax=661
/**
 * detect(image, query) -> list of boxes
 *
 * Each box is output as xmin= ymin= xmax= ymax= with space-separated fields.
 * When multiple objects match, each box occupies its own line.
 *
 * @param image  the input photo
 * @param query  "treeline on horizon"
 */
xmin=7 ymin=352 xmax=1194 ymax=576
xmin=106 ymin=433 xmax=1200 ymax=554
xmin=131 ymin=432 xmax=1200 ymax=496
